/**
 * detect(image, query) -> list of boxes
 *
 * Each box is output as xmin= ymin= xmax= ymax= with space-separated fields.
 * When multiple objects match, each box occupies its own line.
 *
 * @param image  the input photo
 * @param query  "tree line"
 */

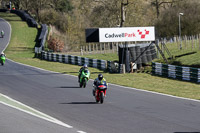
xmin=1 ymin=0 xmax=200 ymax=52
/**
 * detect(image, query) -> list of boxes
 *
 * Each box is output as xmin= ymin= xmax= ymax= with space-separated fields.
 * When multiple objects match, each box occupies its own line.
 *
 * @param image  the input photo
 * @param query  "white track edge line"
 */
xmin=0 ymin=18 xmax=12 ymax=52
xmin=77 ymin=131 xmax=87 ymax=133
xmin=0 ymin=94 xmax=73 ymax=128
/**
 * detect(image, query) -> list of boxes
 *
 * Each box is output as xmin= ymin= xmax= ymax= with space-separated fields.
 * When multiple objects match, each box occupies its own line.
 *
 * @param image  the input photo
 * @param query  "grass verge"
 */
xmin=1 ymin=12 xmax=200 ymax=100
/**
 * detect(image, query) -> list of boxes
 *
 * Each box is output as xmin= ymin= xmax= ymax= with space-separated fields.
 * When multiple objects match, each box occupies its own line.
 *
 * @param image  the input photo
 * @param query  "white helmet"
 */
xmin=1 ymin=52 xmax=4 ymax=54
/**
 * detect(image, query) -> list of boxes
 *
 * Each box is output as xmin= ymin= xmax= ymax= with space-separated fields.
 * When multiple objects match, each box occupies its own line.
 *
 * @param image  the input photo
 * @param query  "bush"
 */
xmin=40 ymin=9 xmax=68 ymax=32
xmin=48 ymin=36 xmax=64 ymax=52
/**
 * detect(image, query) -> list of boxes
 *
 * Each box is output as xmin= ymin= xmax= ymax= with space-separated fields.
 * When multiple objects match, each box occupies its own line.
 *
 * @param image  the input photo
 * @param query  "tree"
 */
xmin=29 ymin=0 xmax=50 ymax=22
xmin=120 ymin=0 xmax=129 ymax=27
xmin=155 ymin=0 xmax=200 ymax=37
xmin=151 ymin=0 xmax=183 ymax=18
xmin=20 ymin=0 xmax=32 ymax=10
xmin=88 ymin=0 xmax=121 ymax=27
xmin=48 ymin=0 xmax=73 ymax=12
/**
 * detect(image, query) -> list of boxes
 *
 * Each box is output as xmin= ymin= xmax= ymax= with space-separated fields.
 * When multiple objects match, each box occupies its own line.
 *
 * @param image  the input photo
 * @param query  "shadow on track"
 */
xmin=174 ymin=132 xmax=200 ymax=133
xmin=59 ymin=86 xmax=80 ymax=88
xmin=61 ymin=102 xmax=97 ymax=104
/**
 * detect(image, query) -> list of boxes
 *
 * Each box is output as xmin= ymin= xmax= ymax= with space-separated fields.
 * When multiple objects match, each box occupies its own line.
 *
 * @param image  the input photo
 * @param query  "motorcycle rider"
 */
xmin=1 ymin=30 xmax=4 ymax=38
xmin=0 ymin=51 xmax=6 ymax=57
xmin=0 ymin=51 xmax=6 ymax=65
xmin=78 ymin=64 xmax=89 ymax=82
xmin=93 ymin=74 xmax=107 ymax=96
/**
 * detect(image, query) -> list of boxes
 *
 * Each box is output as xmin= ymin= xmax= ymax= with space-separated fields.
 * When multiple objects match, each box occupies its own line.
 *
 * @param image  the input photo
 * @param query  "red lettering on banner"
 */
xmin=125 ymin=33 xmax=136 ymax=37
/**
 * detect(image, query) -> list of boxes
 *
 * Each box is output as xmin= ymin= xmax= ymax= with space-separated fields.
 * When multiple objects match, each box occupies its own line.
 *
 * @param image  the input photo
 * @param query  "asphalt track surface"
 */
xmin=0 ymin=18 xmax=10 ymax=52
xmin=1 ymin=18 xmax=200 ymax=133
xmin=0 ymin=103 xmax=79 ymax=133
xmin=0 ymin=18 xmax=79 ymax=133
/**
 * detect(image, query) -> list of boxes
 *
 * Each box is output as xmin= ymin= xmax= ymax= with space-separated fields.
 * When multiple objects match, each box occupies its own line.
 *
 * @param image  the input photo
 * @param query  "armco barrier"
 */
xmin=35 ymin=24 xmax=48 ymax=54
xmin=152 ymin=62 xmax=200 ymax=83
xmin=10 ymin=10 xmax=37 ymax=27
xmin=41 ymin=51 xmax=107 ymax=70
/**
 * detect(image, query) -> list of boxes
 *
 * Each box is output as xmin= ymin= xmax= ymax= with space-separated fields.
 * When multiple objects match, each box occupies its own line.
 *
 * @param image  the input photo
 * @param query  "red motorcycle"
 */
xmin=94 ymin=81 xmax=107 ymax=104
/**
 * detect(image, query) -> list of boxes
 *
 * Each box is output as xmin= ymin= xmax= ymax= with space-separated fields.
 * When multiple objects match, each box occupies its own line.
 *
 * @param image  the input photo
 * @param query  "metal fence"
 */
xmin=152 ymin=62 xmax=200 ymax=83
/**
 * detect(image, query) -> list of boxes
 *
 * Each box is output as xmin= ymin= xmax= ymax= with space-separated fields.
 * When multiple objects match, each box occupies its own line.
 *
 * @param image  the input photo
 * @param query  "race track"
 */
xmin=1 ymin=18 xmax=200 ymax=133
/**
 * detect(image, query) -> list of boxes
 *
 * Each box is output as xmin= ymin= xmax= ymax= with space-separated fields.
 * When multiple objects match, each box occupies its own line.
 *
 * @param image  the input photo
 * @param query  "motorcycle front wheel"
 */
xmin=100 ymin=92 xmax=104 ymax=104
xmin=95 ymin=92 xmax=99 ymax=103
xmin=83 ymin=79 xmax=87 ymax=88
xmin=79 ymin=82 xmax=82 ymax=88
xmin=1 ymin=61 xmax=3 ymax=65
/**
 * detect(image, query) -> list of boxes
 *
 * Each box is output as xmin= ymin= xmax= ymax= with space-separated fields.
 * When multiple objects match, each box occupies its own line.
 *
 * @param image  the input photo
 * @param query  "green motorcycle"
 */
xmin=79 ymin=69 xmax=90 ymax=88
xmin=0 ymin=55 xmax=5 ymax=65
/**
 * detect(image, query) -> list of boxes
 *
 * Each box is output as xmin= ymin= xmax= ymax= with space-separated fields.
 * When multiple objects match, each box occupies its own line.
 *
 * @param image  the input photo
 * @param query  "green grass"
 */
xmin=3 ymin=13 xmax=37 ymax=60
xmin=157 ymin=41 xmax=200 ymax=67
xmin=80 ymin=53 xmax=118 ymax=62
xmin=1 ymin=12 xmax=200 ymax=100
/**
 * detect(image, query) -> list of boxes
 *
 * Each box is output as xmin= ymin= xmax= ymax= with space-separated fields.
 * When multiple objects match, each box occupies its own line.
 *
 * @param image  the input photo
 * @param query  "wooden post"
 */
xmin=122 ymin=64 xmax=126 ymax=74
xmin=83 ymin=46 xmax=85 ymax=55
xmin=88 ymin=45 xmax=90 ymax=54
xmin=199 ymin=34 xmax=200 ymax=50
xmin=89 ymin=44 xmax=91 ymax=53
xmin=85 ymin=45 xmax=88 ymax=54
xmin=104 ymin=43 xmax=106 ymax=54
xmin=107 ymin=43 xmax=108 ymax=53
xmin=158 ymin=42 xmax=160 ymax=59
xmin=174 ymin=36 xmax=176 ymax=43
xmin=195 ymin=35 xmax=197 ymax=48
xmin=85 ymin=45 xmax=87 ymax=54
xmin=91 ymin=44 xmax=93 ymax=53
xmin=80 ymin=46 xmax=83 ymax=56
xmin=100 ymin=43 xmax=102 ymax=53
xmin=184 ymin=35 xmax=187 ymax=50
xmin=112 ymin=42 xmax=114 ymax=53
xmin=176 ymin=36 xmax=179 ymax=49
xmin=187 ymin=36 xmax=189 ymax=49
xmin=191 ymin=36 xmax=194 ymax=50
xmin=196 ymin=35 xmax=199 ymax=50
xmin=92 ymin=44 xmax=94 ymax=53
xmin=116 ymin=42 xmax=119 ymax=54
xmin=95 ymin=44 xmax=97 ymax=53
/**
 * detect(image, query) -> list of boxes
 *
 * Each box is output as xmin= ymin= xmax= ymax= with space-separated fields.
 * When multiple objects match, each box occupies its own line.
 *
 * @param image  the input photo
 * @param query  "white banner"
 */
xmin=99 ymin=27 xmax=155 ymax=42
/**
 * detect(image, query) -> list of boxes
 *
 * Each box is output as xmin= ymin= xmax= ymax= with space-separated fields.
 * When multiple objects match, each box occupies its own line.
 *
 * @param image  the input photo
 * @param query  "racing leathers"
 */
xmin=78 ymin=67 xmax=89 ymax=82
xmin=93 ymin=77 xmax=107 ymax=96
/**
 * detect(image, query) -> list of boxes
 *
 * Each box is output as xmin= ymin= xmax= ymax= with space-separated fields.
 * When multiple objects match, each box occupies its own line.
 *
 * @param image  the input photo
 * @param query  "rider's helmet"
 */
xmin=98 ymin=74 xmax=103 ymax=81
xmin=1 ymin=51 xmax=4 ymax=55
xmin=83 ymin=64 xmax=87 ymax=68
